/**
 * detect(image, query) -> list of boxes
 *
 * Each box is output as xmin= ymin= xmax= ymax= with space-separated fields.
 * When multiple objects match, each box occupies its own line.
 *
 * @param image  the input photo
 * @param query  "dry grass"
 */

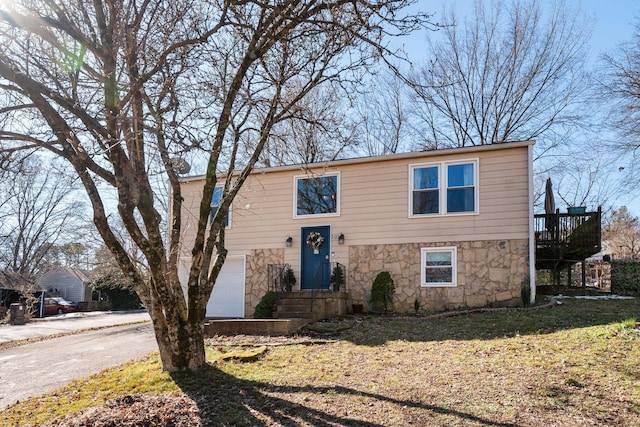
xmin=2 ymin=297 xmax=639 ymax=426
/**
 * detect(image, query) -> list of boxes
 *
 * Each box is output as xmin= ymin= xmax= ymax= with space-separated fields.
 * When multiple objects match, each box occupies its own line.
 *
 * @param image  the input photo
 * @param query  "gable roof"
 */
xmin=37 ymin=267 xmax=97 ymax=284
xmin=0 ymin=271 xmax=45 ymax=292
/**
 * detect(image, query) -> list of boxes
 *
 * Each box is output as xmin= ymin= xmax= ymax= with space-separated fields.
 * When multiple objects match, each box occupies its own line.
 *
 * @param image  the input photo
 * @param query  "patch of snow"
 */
xmin=553 ymin=294 xmax=635 ymax=300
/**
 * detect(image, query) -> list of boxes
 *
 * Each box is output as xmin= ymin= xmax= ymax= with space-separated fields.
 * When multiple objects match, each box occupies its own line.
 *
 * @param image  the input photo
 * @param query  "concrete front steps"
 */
xmin=275 ymin=291 xmax=349 ymax=321
xmin=204 ymin=318 xmax=310 ymax=336
xmin=203 ymin=291 xmax=349 ymax=336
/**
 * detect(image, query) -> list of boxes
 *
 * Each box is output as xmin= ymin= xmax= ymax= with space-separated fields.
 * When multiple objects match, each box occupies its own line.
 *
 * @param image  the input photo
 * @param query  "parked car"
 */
xmin=44 ymin=297 xmax=76 ymax=315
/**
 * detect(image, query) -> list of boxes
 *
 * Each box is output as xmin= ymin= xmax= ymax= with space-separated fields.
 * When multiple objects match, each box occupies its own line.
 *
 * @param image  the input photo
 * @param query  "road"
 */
xmin=0 ymin=315 xmax=157 ymax=409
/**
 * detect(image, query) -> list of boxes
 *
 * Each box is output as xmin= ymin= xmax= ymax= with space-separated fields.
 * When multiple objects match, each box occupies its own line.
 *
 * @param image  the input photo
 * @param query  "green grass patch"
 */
xmin=1 ymin=353 xmax=179 ymax=426
xmin=2 ymin=298 xmax=639 ymax=426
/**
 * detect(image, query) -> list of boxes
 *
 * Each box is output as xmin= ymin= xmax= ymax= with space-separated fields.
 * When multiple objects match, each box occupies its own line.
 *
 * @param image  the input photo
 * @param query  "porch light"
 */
xmin=286 ymin=236 xmax=293 ymax=247
xmin=338 ymin=233 xmax=345 ymax=245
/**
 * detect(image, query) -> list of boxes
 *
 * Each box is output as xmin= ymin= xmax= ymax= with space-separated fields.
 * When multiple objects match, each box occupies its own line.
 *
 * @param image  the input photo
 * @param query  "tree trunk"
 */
xmin=147 ymin=301 xmax=207 ymax=372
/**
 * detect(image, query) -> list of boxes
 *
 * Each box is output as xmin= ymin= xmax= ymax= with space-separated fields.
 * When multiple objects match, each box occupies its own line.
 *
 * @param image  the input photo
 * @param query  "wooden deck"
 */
xmin=534 ymin=208 xmax=602 ymax=281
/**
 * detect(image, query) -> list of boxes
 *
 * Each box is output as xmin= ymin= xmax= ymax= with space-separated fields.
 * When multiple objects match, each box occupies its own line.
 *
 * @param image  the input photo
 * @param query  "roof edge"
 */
xmin=179 ymin=140 xmax=535 ymax=183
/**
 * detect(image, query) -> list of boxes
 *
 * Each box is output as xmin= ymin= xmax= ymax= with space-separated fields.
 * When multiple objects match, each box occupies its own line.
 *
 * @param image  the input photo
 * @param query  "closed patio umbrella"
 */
xmin=544 ymin=178 xmax=555 ymax=215
xmin=544 ymin=178 xmax=557 ymax=237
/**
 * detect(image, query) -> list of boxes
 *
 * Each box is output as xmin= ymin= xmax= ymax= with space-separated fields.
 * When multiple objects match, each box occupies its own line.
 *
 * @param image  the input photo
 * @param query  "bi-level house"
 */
xmin=178 ymin=140 xmax=536 ymax=318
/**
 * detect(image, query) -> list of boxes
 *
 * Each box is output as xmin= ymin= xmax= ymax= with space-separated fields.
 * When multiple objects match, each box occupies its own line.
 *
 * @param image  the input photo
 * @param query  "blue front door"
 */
xmin=301 ymin=226 xmax=331 ymax=290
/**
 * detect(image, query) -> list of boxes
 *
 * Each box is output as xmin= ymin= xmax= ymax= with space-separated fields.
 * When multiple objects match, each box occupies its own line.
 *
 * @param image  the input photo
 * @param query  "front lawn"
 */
xmin=2 ymin=297 xmax=639 ymax=426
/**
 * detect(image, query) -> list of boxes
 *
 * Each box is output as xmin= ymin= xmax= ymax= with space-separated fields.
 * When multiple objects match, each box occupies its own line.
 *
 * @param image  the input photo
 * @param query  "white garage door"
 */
xmin=206 ymin=255 xmax=246 ymax=318
xmin=178 ymin=255 xmax=246 ymax=318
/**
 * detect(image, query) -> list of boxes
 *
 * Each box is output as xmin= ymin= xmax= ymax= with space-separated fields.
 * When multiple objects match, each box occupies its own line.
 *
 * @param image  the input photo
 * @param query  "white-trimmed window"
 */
xmin=410 ymin=160 xmax=478 ymax=216
xmin=210 ymin=186 xmax=231 ymax=228
xmin=421 ymin=247 xmax=457 ymax=287
xmin=294 ymin=172 xmax=340 ymax=218
xmin=412 ymin=165 xmax=440 ymax=214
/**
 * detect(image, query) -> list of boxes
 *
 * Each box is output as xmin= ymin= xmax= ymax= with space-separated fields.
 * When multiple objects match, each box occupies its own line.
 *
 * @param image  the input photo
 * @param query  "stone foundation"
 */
xmin=242 ymin=239 xmax=529 ymax=318
xmin=244 ymin=248 xmax=284 ymax=317
xmin=348 ymin=239 xmax=529 ymax=313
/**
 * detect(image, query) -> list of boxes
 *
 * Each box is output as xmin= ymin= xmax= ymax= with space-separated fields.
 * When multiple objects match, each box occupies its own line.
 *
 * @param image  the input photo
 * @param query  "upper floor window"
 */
xmin=447 ymin=163 xmax=475 ymax=213
xmin=295 ymin=173 xmax=339 ymax=217
xmin=412 ymin=165 xmax=439 ymax=215
xmin=210 ymin=186 xmax=231 ymax=228
xmin=410 ymin=160 xmax=478 ymax=216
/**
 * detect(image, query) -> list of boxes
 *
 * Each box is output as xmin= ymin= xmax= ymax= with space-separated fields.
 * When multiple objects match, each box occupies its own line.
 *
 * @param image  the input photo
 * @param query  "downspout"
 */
xmin=528 ymin=143 xmax=536 ymax=304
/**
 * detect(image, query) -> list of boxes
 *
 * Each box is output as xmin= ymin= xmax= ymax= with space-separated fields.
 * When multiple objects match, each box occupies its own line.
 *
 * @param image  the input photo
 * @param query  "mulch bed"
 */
xmin=44 ymin=394 xmax=201 ymax=427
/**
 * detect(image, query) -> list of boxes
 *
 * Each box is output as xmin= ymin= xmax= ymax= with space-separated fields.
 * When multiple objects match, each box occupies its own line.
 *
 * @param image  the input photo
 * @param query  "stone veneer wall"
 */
xmin=348 ymin=239 xmax=529 ymax=313
xmin=244 ymin=248 xmax=284 ymax=317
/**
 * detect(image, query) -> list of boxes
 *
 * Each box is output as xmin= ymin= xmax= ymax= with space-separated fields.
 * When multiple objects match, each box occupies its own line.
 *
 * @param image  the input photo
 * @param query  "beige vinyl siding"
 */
xmin=179 ymin=143 xmax=531 ymax=258
xmin=476 ymin=147 xmax=529 ymax=237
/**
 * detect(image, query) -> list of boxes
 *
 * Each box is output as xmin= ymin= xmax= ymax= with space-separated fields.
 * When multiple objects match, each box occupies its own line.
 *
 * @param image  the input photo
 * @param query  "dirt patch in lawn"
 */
xmin=46 ymin=394 xmax=201 ymax=427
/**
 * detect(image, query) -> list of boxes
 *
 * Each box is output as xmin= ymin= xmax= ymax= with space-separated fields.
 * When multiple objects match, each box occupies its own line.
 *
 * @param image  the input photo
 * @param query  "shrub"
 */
xmin=611 ymin=260 xmax=640 ymax=295
xmin=283 ymin=267 xmax=296 ymax=292
xmin=91 ymin=272 xmax=142 ymax=310
xmin=330 ymin=265 xmax=345 ymax=292
xmin=254 ymin=291 xmax=277 ymax=319
xmin=370 ymin=271 xmax=395 ymax=314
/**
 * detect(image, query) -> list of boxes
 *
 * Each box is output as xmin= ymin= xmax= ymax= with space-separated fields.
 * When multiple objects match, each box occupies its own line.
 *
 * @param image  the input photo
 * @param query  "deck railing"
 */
xmin=534 ymin=207 xmax=602 ymax=266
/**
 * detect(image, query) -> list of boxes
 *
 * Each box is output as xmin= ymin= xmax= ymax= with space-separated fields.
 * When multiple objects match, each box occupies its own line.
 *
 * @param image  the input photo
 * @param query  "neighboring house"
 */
xmin=37 ymin=267 xmax=96 ymax=305
xmin=0 ymin=271 xmax=46 ymax=317
xmin=178 ymin=140 xmax=536 ymax=317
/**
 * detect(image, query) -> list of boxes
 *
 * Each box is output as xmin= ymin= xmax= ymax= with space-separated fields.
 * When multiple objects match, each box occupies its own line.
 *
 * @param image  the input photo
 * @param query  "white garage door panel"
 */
xmin=206 ymin=256 xmax=245 ymax=318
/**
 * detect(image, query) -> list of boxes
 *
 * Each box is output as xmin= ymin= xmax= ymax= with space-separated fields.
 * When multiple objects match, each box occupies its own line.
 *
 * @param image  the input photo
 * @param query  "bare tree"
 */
xmin=0 ymin=0 xmax=430 ymax=372
xmin=356 ymin=69 xmax=414 ymax=156
xmin=261 ymin=83 xmax=357 ymax=166
xmin=43 ymin=242 xmax=90 ymax=269
xmin=533 ymin=136 xmax=625 ymax=212
xmin=262 ymin=68 xmax=416 ymax=165
xmin=601 ymin=19 xmax=640 ymax=188
xmin=0 ymin=157 xmax=85 ymax=278
xmin=409 ymin=0 xmax=591 ymax=151
xmin=603 ymin=206 xmax=640 ymax=259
